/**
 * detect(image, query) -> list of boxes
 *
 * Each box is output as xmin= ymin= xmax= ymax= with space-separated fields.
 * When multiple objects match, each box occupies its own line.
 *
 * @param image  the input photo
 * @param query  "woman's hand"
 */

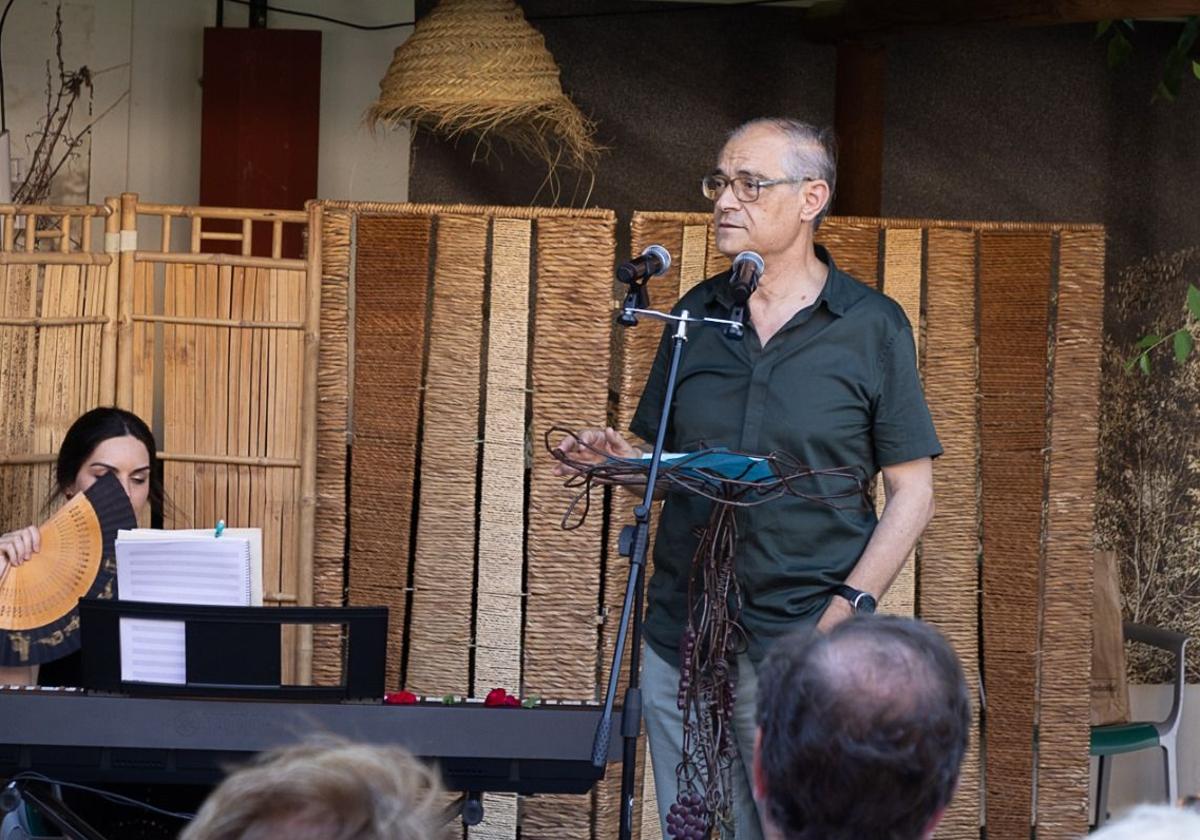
xmin=0 ymin=525 xmax=41 ymax=573
xmin=553 ymin=427 xmax=639 ymax=476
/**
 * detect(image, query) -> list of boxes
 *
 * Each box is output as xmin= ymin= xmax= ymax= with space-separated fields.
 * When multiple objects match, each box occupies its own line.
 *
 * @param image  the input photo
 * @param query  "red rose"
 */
xmin=484 ymin=688 xmax=521 ymax=707
xmin=384 ymin=690 xmax=418 ymax=705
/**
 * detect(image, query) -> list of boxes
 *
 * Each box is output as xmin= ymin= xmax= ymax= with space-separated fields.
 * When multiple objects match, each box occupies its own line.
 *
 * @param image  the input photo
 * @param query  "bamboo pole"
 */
xmin=130 ymin=314 xmax=304 ymax=330
xmin=134 ymin=202 xmax=307 ymax=223
xmin=241 ymin=219 xmax=252 ymax=256
xmin=117 ymin=194 xmax=137 ymax=409
xmin=297 ymin=202 xmax=322 ymax=683
xmin=0 ymin=253 xmax=113 ymax=266
xmin=0 ymin=453 xmax=57 ymax=465
xmin=0 ymin=316 xmax=109 ymax=326
xmin=0 ymin=204 xmax=110 ymax=217
xmin=200 ymin=231 xmax=244 ymax=243
xmin=135 ymin=251 xmax=306 ymax=270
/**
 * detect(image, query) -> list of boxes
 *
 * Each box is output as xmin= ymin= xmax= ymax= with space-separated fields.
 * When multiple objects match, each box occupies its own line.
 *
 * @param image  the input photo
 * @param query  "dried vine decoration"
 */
xmin=547 ymin=427 xmax=871 ymax=837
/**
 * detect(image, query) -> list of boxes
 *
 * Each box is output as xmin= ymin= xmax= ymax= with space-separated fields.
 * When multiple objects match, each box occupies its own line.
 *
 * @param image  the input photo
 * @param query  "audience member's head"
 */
xmin=1089 ymin=804 xmax=1200 ymax=839
xmin=754 ymin=615 xmax=971 ymax=840
xmin=179 ymin=738 xmax=446 ymax=840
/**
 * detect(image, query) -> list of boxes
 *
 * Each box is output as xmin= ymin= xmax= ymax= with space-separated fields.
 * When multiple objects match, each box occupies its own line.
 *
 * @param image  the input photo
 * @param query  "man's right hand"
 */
xmin=553 ymin=427 xmax=639 ymax=477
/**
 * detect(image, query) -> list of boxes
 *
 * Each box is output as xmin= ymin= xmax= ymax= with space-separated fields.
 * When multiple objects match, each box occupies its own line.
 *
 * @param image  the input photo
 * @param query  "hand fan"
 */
xmin=0 ymin=472 xmax=136 ymax=666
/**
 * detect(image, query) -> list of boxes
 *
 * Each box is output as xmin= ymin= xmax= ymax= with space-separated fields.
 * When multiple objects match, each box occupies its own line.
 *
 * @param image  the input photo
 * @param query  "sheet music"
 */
xmin=115 ymin=531 xmax=261 ymax=684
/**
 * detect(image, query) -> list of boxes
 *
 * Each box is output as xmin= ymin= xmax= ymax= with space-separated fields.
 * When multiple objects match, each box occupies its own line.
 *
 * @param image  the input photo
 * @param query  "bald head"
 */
xmin=727 ymin=118 xmax=838 ymax=227
xmin=755 ymin=616 xmax=970 ymax=840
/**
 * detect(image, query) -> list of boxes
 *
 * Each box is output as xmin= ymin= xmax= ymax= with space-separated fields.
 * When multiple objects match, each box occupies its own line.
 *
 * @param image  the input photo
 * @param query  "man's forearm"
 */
xmin=817 ymin=459 xmax=935 ymax=631
xmin=845 ymin=482 xmax=935 ymax=598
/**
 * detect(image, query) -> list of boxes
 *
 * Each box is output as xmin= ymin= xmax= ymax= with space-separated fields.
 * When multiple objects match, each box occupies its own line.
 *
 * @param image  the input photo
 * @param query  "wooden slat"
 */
xmin=979 ymin=230 xmax=1053 ymax=840
xmin=408 ymin=215 xmax=488 ymax=697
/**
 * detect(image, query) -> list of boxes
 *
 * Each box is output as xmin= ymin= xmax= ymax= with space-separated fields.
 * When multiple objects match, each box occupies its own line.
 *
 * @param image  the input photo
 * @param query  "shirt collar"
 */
xmin=709 ymin=243 xmax=866 ymax=317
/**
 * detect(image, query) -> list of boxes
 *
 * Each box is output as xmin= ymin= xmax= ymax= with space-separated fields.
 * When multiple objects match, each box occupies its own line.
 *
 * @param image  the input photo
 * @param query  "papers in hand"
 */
xmin=115 ymin=528 xmax=264 ymax=684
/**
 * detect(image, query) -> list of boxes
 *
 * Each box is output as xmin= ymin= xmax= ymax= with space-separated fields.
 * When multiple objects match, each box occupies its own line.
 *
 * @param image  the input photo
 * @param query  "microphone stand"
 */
xmin=592 ymin=299 xmax=747 ymax=840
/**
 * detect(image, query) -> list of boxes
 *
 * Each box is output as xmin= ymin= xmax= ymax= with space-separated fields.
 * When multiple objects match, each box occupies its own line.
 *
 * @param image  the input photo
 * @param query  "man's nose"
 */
xmin=715 ymin=185 xmax=742 ymax=212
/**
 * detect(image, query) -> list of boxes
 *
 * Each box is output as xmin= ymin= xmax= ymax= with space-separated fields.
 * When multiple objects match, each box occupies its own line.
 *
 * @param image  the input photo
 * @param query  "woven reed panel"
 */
xmin=351 ymin=215 xmax=431 ymax=689
xmin=979 ymin=231 xmax=1052 ymax=840
xmin=816 ymin=219 xmax=880 ymax=286
xmin=313 ymin=209 xmax=351 ymax=683
xmin=1036 ymin=230 xmax=1104 ymax=838
xmin=474 ymin=216 xmax=531 ymax=694
xmin=471 ymin=218 xmax=531 ymax=840
xmin=0 ymin=265 xmax=37 ymax=529
xmin=521 ymin=215 xmax=615 ymax=840
xmin=596 ymin=213 xmax=689 ymax=840
xmin=876 ymin=228 xmax=923 ymax=617
xmin=408 ymin=215 xmax=488 ymax=697
xmin=921 ymin=228 xmax=981 ymax=839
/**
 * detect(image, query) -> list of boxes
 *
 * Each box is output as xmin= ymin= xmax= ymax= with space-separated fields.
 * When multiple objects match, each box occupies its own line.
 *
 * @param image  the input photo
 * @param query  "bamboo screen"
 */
xmin=626 ymin=212 xmax=1105 ymax=840
xmin=119 ymin=194 xmax=322 ymax=681
xmin=0 ymin=203 xmax=120 ymax=531
xmin=319 ymin=201 xmax=617 ymax=840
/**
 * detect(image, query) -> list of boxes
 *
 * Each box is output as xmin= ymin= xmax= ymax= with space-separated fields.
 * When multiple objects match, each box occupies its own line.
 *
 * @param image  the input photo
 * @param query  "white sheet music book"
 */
xmin=115 ymin=528 xmax=264 ymax=684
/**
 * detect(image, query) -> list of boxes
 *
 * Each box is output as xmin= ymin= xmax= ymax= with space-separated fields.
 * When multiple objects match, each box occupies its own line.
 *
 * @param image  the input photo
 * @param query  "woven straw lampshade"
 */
xmin=368 ymin=0 xmax=601 ymax=178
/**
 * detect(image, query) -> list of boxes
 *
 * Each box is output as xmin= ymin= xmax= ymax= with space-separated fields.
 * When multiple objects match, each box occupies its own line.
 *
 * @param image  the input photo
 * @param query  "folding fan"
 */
xmin=0 ymin=472 xmax=136 ymax=666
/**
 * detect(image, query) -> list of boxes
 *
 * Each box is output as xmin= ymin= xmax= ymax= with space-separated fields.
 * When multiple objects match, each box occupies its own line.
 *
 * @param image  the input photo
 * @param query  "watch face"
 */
xmin=856 ymin=593 xmax=878 ymax=614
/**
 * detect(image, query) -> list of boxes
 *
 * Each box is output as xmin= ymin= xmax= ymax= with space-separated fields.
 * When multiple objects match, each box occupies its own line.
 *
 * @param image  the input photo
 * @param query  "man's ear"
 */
xmin=800 ymin=180 xmax=831 ymax=224
xmin=753 ymin=727 xmax=768 ymax=802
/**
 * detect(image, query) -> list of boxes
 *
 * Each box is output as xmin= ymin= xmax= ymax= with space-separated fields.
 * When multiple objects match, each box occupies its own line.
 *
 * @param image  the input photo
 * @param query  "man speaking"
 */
xmin=557 ymin=117 xmax=941 ymax=837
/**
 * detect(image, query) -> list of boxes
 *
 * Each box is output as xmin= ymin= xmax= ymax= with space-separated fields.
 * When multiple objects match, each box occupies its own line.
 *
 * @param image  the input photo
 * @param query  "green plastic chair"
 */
xmin=1090 ymin=621 xmax=1190 ymax=828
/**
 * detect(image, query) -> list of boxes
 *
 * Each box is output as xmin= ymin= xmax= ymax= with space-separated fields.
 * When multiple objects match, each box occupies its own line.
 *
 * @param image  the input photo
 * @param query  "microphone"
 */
xmin=616 ymin=244 xmax=672 ymax=285
xmin=725 ymin=251 xmax=764 ymax=340
xmin=616 ymin=245 xmax=672 ymax=326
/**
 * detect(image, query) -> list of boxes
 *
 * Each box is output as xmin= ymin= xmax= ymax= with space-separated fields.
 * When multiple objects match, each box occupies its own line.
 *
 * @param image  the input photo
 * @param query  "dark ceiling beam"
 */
xmin=804 ymin=0 xmax=1200 ymax=39
xmin=832 ymin=41 xmax=885 ymax=217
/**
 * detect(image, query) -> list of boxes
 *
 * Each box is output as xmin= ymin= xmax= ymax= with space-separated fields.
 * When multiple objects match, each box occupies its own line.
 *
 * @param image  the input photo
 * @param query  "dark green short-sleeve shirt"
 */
xmin=631 ymin=246 xmax=942 ymax=667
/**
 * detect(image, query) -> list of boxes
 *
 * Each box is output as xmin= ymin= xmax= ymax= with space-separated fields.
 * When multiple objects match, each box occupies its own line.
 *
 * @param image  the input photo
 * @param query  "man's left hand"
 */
xmin=816 ymin=594 xmax=854 ymax=634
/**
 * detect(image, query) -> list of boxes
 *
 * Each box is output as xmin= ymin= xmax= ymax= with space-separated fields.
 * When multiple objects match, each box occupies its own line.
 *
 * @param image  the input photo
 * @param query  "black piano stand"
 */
xmin=444 ymin=790 xmax=485 ymax=827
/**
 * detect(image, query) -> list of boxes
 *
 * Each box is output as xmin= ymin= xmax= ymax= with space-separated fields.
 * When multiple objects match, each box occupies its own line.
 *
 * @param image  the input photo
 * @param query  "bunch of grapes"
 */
xmin=666 ymin=791 xmax=709 ymax=840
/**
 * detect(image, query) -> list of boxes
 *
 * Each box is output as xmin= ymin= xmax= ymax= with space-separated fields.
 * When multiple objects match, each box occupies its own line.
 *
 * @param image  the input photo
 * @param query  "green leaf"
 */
xmin=1136 ymin=333 xmax=1162 ymax=349
xmin=1140 ymin=353 xmax=1152 ymax=375
xmin=1188 ymin=283 xmax=1200 ymax=319
xmin=1193 ymin=60 xmax=1200 ymax=80
xmin=1108 ymin=29 xmax=1134 ymax=69
xmin=1174 ymin=330 xmax=1194 ymax=363
xmin=1096 ymin=19 xmax=1113 ymax=38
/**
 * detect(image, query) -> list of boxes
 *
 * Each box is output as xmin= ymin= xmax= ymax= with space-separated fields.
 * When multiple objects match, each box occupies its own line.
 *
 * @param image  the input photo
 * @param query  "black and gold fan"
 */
xmin=0 ymin=472 xmax=136 ymax=666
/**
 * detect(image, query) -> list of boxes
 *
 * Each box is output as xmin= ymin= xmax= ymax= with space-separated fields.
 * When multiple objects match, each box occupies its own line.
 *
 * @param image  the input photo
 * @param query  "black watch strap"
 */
xmin=833 ymin=584 xmax=877 ymax=614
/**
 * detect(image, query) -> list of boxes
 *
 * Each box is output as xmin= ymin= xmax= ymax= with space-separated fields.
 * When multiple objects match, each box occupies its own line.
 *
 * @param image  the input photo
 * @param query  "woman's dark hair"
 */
xmin=53 ymin=407 xmax=162 ymax=510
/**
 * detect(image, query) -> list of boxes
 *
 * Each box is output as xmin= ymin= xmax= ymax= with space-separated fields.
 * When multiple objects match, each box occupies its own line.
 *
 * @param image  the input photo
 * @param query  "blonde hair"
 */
xmin=180 ymin=738 xmax=446 ymax=840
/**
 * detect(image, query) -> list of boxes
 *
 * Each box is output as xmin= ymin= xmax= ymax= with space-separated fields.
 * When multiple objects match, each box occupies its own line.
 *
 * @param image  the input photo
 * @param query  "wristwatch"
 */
xmin=833 ymin=584 xmax=878 ymax=614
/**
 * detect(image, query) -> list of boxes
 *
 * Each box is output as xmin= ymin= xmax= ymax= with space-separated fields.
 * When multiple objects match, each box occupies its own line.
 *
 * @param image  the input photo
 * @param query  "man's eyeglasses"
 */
xmin=701 ymin=173 xmax=811 ymax=203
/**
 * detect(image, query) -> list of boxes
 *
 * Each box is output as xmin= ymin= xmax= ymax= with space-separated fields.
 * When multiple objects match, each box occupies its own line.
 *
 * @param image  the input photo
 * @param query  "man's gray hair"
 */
xmin=1091 ymin=804 xmax=1200 ymax=839
xmin=729 ymin=118 xmax=838 ymax=228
